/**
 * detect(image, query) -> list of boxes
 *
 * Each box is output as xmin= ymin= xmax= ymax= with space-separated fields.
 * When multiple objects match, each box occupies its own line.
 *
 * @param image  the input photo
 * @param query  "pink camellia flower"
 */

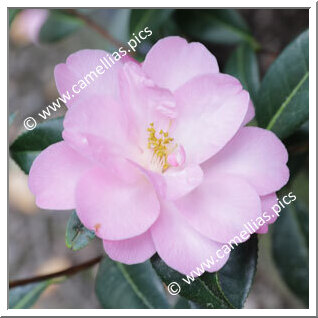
xmin=10 ymin=9 xmax=48 ymax=44
xmin=29 ymin=37 xmax=289 ymax=275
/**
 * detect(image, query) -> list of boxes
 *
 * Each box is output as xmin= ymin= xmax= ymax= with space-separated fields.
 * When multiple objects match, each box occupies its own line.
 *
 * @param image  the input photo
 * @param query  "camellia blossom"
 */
xmin=29 ymin=36 xmax=289 ymax=276
xmin=10 ymin=9 xmax=48 ymax=44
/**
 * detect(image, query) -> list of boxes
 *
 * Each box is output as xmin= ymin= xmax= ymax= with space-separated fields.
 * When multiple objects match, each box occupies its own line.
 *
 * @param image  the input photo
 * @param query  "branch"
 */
xmin=66 ymin=9 xmax=132 ymax=54
xmin=9 ymin=255 xmax=103 ymax=289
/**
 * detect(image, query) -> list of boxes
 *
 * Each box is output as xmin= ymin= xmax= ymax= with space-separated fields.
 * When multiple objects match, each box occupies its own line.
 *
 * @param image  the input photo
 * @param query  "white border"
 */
xmin=3 ymin=0 xmax=316 ymax=316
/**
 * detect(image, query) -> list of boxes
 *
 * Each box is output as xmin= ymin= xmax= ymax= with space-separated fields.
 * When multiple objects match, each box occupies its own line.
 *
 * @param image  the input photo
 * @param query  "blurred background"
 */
xmin=8 ymin=8 xmax=309 ymax=309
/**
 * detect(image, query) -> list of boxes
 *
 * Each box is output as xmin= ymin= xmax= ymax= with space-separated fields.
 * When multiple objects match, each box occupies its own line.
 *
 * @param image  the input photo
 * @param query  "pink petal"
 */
xmin=130 ymin=160 xmax=203 ymax=201
xmin=54 ymin=49 xmax=123 ymax=108
xmin=13 ymin=9 xmax=48 ymax=43
xmin=242 ymin=100 xmax=255 ymax=126
xmin=28 ymin=141 xmax=92 ymax=210
xmin=142 ymin=36 xmax=219 ymax=91
xmin=163 ymin=164 xmax=204 ymax=200
xmin=256 ymin=224 xmax=269 ymax=234
xmin=261 ymin=193 xmax=279 ymax=224
xmin=103 ymin=231 xmax=156 ymax=264
xmin=119 ymin=62 xmax=176 ymax=144
xmin=176 ymin=173 xmax=261 ymax=244
xmin=151 ymin=201 xmax=230 ymax=276
xmin=173 ymin=73 xmax=249 ymax=164
xmin=203 ymin=127 xmax=289 ymax=196
xmin=62 ymin=95 xmax=134 ymax=160
xmin=256 ymin=193 xmax=279 ymax=234
xmin=75 ymin=163 xmax=160 ymax=240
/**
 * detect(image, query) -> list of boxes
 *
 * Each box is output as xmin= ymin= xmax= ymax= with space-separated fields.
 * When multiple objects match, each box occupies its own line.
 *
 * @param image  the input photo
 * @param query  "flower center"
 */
xmin=147 ymin=122 xmax=174 ymax=172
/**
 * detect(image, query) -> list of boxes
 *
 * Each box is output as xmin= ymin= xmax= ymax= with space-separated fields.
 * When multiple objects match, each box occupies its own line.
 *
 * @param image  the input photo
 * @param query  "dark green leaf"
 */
xmin=175 ymin=9 xmax=260 ymax=49
xmin=95 ymin=257 xmax=170 ymax=309
xmin=291 ymin=169 xmax=309 ymax=209
xmin=9 ymin=9 xmax=21 ymax=27
xmin=129 ymin=9 xmax=174 ymax=36
xmin=151 ymin=253 xmax=229 ymax=308
xmin=39 ymin=10 xmax=84 ymax=43
xmin=65 ymin=211 xmax=95 ymax=251
xmin=151 ymin=235 xmax=258 ymax=309
xmin=10 ymin=117 xmax=63 ymax=174
xmin=224 ymin=43 xmax=260 ymax=102
xmin=9 ymin=278 xmax=61 ymax=309
xmin=217 ymin=234 xmax=258 ymax=308
xmin=272 ymin=200 xmax=309 ymax=306
xmin=255 ymin=30 xmax=309 ymax=139
xmin=284 ymin=127 xmax=308 ymax=183
xmin=173 ymin=296 xmax=191 ymax=308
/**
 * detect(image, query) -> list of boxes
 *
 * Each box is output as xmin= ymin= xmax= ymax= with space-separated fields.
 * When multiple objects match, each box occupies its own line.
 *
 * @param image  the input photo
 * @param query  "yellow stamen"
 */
xmin=147 ymin=122 xmax=174 ymax=171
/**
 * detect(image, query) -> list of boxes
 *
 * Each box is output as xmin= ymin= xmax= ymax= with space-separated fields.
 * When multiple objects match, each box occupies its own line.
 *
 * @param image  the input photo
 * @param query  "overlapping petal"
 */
xmin=256 ymin=193 xmax=279 ymax=234
xmin=28 ymin=141 xmax=92 ymax=210
xmin=151 ymin=201 xmax=230 ymax=276
xmin=103 ymin=231 xmax=156 ymax=264
xmin=203 ymin=127 xmax=289 ymax=195
xmin=54 ymin=49 xmax=123 ymax=107
xmin=163 ymin=164 xmax=204 ymax=200
xmin=119 ymin=61 xmax=177 ymax=145
xmin=62 ymin=95 xmax=135 ymax=160
xmin=143 ymin=36 xmax=219 ymax=91
xmin=75 ymin=163 xmax=160 ymax=241
xmin=175 ymin=173 xmax=261 ymax=243
xmin=173 ymin=73 xmax=249 ymax=164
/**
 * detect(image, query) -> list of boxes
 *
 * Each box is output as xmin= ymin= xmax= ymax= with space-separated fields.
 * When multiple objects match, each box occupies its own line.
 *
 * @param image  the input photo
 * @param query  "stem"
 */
xmin=66 ymin=9 xmax=132 ymax=54
xmin=9 ymin=255 xmax=103 ymax=289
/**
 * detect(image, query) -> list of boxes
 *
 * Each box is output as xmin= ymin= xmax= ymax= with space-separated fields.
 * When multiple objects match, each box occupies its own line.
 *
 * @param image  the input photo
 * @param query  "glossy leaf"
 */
xmin=9 ymin=278 xmax=61 ymax=309
xmin=95 ymin=257 xmax=170 ymax=309
xmin=217 ymin=234 xmax=258 ymax=308
xmin=151 ymin=235 xmax=258 ymax=308
xmin=65 ymin=211 xmax=95 ymax=251
xmin=9 ymin=117 xmax=63 ymax=174
xmin=284 ymin=126 xmax=309 ymax=184
xmin=272 ymin=200 xmax=309 ymax=306
xmin=39 ymin=10 xmax=84 ymax=43
xmin=129 ymin=9 xmax=174 ymax=36
xmin=255 ymin=30 xmax=309 ymax=139
xmin=225 ymin=43 xmax=260 ymax=102
xmin=175 ymin=9 xmax=260 ymax=49
xmin=151 ymin=253 xmax=229 ymax=308
xmin=173 ymin=297 xmax=191 ymax=309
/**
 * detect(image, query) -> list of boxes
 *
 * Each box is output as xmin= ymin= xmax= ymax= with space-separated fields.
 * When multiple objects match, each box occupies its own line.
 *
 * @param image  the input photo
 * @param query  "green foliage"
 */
xmin=9 ymin=278 xmax=62 ymax=309
xmin=272 ymin=200 xmax=309 ymax=306
xmin=284 ymin=125 xmax=309 ymax=184
xmin=255 ymin=30 xmax=309 ymax=139
xmin=225 ymin=43 xmax=260 ymax=103
xmin=151 ymin=235 xmax=258 ymax=308
xmin=10 ymin=117 xmax=63 ymax=174
xmin=173 ymin=296 xmax=191 ymax=308
xmin=65 ymin=211 xmax=95 ymax=251
xmin=175 ymin=9 xmax=260 ymax=49
xmin=130 ymin=9 xmax=175 ymax=36
xmin=39 ymin=10 xmax=84 ymax=43
xmin=95 ymin=257 xmax=170 ymax=309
